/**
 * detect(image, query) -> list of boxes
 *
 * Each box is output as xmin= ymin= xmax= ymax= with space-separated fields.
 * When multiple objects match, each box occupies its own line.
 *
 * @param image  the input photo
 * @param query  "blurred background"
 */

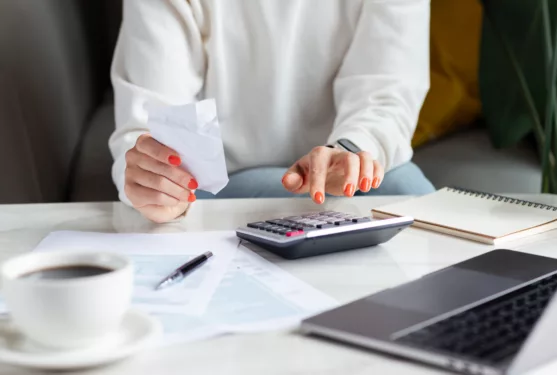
xmin=0 ymin=0 xmax=550 ymax=204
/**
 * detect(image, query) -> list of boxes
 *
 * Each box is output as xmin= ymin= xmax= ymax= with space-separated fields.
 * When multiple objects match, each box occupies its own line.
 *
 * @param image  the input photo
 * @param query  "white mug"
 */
xmin=0 ymin=251 xmax=133 ymax=349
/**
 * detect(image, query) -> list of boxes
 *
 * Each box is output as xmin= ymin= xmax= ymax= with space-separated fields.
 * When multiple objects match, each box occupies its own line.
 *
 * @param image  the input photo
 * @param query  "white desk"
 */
xmin=1 ymin=195 xmax=557 ymax=375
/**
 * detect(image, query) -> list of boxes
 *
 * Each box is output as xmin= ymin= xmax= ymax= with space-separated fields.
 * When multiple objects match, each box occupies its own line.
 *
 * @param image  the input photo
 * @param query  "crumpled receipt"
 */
xmin=145 ymin=99 xmax=229 ymax=195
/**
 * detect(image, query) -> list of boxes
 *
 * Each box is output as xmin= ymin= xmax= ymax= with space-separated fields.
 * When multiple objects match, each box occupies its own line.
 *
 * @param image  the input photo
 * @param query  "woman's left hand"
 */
xmin=282 ymin=146 xmax=384 ymax=204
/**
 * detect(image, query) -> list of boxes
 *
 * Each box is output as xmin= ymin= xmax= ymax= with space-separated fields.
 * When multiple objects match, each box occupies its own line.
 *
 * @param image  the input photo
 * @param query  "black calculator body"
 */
xmin=235 ymin=211 xmax=413 ymax=259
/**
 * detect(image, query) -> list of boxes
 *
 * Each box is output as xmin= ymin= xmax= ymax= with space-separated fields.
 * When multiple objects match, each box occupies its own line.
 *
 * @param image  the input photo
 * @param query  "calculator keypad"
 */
xmin=246 ymin=211 xmax=371 ymax=236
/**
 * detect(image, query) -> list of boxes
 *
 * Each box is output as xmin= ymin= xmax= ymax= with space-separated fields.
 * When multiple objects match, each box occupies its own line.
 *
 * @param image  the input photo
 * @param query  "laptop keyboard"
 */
xmin=396 ymin=273 xmax=557 ymax=364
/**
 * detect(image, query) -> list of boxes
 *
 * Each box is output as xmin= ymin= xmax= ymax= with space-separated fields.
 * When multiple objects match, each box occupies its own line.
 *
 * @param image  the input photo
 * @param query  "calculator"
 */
xmin=235 ymin=211 xmax=413 ymax=259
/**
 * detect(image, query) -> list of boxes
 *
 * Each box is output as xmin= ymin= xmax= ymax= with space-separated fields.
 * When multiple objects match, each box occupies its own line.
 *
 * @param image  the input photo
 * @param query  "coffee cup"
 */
xmin=0 ymin=251 xmax=133 ymax=350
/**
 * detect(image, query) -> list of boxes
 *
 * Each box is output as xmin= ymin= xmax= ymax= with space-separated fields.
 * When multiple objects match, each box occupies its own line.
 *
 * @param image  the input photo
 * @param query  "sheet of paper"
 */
xmin=146 ymin=98 xmax=229 ymax=195
xmin=204 ymin=244 xmax=338 ymax=332
xmin=0 ymin=230 xmax=338 ymax=346
xmin=33 ymin=231 xmax=237 ymax=315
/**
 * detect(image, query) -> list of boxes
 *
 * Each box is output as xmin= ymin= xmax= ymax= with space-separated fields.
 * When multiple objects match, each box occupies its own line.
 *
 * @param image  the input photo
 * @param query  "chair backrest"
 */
xmin=0 ymin=0 xmax=122 ymax=203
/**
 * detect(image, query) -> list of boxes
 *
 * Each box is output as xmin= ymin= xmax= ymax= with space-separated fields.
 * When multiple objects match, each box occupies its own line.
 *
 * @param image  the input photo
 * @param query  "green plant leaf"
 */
xmin=479 ymin=0 xmax=557 ymax=149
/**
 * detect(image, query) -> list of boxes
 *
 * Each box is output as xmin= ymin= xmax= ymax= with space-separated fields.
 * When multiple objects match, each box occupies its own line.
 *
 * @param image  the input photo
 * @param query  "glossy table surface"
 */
xmin=1 ymin=194 xmax=557 ymax=375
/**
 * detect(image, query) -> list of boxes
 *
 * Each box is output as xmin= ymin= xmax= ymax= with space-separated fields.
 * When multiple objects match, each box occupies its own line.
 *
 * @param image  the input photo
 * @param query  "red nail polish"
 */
xmin=188 ymin=192 xmax=196 ymax=203
xmin=372 ymin=177 xmax=380 ymax=189
xmin=188 ymin=179 xmax=198 ymax=190
xmin=168 ymin=155 xmax=181 ymax=166
xmin=314 ymin=192 xmax=324 ymax=204
xmin=360 ymin=178 xmax=371 ymax=192
xmin=344 ymin=184 xmax=355 ymax=197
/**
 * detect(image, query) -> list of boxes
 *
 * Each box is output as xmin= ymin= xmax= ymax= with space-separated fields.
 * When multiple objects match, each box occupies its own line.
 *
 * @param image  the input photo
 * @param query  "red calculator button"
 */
xmin=286 ymin=230 xmax=304 ymax=237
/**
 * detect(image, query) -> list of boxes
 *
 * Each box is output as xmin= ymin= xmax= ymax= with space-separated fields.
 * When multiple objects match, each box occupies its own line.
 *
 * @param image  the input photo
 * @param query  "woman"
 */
xmin=109 ymin=0 xmax=434 ymax=223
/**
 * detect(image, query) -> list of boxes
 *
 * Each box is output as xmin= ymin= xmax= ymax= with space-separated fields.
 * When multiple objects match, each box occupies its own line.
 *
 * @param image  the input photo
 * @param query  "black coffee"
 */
xmin=19 ymin=265 xmax=113 ymax=280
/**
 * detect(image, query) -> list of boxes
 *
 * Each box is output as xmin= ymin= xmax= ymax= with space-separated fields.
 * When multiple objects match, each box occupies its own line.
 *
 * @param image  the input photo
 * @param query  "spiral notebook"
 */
xmin=371 ymin=187 xmax=557 ymax=244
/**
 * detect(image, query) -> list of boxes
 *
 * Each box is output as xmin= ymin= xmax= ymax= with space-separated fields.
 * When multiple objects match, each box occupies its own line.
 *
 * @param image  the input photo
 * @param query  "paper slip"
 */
xmin=146 ymin=99 xmax=229 ymax=195
xmin=32 ymin=231 xmax=237 ymax=316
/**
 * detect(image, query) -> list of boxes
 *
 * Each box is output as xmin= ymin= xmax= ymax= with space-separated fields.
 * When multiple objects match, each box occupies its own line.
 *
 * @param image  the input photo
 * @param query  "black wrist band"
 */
xmin=328 ymin=139 xmax=361 ymax=154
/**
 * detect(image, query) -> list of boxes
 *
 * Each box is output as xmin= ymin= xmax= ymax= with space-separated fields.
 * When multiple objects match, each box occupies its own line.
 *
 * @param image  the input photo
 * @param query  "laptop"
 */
xmin=300 ymin=250 xmax=557 ymax=375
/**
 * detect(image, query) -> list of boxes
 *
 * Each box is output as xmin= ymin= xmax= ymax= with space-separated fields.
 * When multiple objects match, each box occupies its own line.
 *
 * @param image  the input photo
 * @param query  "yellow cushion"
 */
xmin=412 ymin=0 xmax=483 ymax=148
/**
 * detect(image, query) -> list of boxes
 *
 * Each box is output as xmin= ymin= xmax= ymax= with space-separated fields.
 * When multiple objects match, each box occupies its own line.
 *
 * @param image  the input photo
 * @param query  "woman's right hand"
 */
xmin=124 ymin=134 xmax=198 ymax=223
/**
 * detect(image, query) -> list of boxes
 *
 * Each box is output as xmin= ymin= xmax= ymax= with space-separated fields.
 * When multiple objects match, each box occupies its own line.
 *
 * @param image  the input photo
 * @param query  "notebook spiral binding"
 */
xmin=447 ymin=187 xmax=557 ymax=211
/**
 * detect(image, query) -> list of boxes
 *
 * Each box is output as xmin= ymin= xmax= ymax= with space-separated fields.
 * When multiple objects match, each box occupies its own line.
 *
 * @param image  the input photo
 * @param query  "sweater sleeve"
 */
xmin=109 ymin=0 xmax=206 ymax=206
xmin=327 ymin=0 xmax=430 ymax=172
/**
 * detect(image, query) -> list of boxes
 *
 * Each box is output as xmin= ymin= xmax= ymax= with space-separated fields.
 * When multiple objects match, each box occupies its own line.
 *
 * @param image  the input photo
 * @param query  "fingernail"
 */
xmin=372 ymin=177 xmax=380 ymax=189
xmin=360 ymin=178 xmax=371 ymax=192
xmin=188 ymin=192 xmax=196 ymax=203
xmin=188 ymin=179 xmax=198 ymax=190
xmin=344 ymin=184 xmax=355 ymax=197
xmin=168 ymin=155 xmax=181 ymax=166
xmin=314 ymin=192 xmax=324 ymax=204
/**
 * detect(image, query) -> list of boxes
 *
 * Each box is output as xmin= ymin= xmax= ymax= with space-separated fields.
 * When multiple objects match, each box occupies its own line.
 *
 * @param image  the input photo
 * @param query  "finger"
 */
xmin=135 ymin=134 xmax=182 ymax=166
xmin=124 ymin=181 xmax=180 ymax=208
xmin=282 ymin=170 xmax=304 ymax=192
xmin=137 ymin=201 xmax=191 ymax=224
xmin=130 ymin=150 xmax=198 ymax=190
xmin=308 ymin=146 xmax=332 ymax=204
xmin=282 ymin=157 xmax=308 ymax=193
xmin=127 ymin=167 xmax=192 ymax=202
xmin=336 ymin=152 xmax=359 ymax=197
xmin=357 ymin=151 xmax=374 ymax=193
xmin=372 ymin=160 xmax=385 ymax=189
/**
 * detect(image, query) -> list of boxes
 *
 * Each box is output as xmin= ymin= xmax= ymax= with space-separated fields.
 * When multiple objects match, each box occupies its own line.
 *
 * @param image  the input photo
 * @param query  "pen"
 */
xmin=155 ymin=251 xmax=213 ymax=290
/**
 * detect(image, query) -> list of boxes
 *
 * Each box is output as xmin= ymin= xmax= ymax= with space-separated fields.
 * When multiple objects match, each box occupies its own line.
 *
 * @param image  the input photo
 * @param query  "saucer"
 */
xmin=0 ymin=309 xmax=162 ymax=370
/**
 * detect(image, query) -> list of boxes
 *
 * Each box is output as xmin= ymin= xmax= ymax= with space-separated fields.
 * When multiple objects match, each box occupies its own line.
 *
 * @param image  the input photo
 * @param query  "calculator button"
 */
xmin=305 ymin=215 xmax=321 ymax=220
xmin=302 ymin=226 xmax=319 ymax=231
xmin=266 ymin=219 xmax=283 ymax=226
xmin=284 ymin=216 xmax=303 ymax=221
xmin=352 ymin=217 xmax=372 ymax=223
xmin=317 ymin=223 xmax=336 ymax=229
xmin=283 ymin=223 xmax=298 ymax=229
xmin=277 ymin=220 xmax=292 ymax=227
xmin=286 ymin=230 xmax=304 ymax=237
xmin=247 ymin=222 xmax=266 ymax=229
xmin=336 ymin=221 xmax=355 ymax=226
xmin=312 ymin=220 xmax=328 ymax=225
xmin=277 ymin=228 xmax=289 ymax=235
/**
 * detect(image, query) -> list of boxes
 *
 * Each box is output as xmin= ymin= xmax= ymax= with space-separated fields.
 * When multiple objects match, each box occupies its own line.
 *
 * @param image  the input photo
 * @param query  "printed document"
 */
xmin=0 ymin=231 xmax=337 ymax=346
xmin=32 ymin=231 xmax=237 ymax=315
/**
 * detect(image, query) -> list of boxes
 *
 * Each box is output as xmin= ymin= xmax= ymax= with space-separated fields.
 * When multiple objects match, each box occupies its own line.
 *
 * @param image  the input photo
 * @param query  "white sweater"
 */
xmin=110 ymin=0 xmax=430 ymax=204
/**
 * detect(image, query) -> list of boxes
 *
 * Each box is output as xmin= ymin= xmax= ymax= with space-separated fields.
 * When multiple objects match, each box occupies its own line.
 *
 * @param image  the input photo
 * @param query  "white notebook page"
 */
xmin=373 ymin=188 xmax=557 ymax=238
